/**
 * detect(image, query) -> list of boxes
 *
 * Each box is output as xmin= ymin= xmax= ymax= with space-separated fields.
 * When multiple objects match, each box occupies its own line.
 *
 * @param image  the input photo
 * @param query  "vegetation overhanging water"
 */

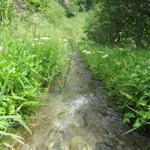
xmin=0 ymin=0 xmax=149 ymax=149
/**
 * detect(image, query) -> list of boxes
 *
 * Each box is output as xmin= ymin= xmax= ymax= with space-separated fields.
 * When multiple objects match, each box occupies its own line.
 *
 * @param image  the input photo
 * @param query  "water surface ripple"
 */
xmin=16 ymin=52 xmax=149 ymax=150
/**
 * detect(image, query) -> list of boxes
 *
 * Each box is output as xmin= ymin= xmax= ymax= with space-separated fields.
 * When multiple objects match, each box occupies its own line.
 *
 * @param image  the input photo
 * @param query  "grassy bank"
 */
xmin=0 ymin=0 xmax=73 ymax=145
xmin=0 ymin=0 xmax=87 ymax=146
xmin=80 ymin=42 xmax=150 ymax=132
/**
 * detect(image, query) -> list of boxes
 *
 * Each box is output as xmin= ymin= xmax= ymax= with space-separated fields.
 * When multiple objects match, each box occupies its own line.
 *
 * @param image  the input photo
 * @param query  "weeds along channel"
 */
xmin=1 ymin=0 xmax=149 ymax=148
xmin=0 ymin=0 xmax=75 ymax=144
xmin=80 ymin=42 xmax=150 ymax=133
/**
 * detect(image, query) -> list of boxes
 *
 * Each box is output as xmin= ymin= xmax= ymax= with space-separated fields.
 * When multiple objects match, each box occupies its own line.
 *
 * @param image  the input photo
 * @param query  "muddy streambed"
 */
xmin=16 ymin=52 xmax=149 ymax=150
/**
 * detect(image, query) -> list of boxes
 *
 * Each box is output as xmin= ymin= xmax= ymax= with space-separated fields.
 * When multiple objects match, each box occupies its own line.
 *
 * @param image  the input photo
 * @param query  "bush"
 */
xmin=85 ymin=0 xmax=149 ymax=48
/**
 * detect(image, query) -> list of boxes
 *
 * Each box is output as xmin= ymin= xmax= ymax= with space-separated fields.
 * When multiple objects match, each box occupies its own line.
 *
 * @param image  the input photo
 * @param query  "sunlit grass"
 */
xmin=0 ymin=0 xmax=87 ymax=147
xmin=80 ymin=42 xmax=150 ymax=131
xmin=0 ymin=0 xmax=72 ymax=146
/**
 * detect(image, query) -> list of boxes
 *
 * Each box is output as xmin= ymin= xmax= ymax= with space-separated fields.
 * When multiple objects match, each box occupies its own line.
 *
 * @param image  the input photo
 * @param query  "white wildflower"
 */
xmin=82 ymin=50 xmax=91 ymax=55
xmin=33 ymin=37 xmax=51 ymax=41
xmin=97 ymin=51 xmax=105 ymax=54
xmin=33 ymin=38 xmax=39 ymax=41
xmin=32 ymin=43 xmax=35 ymax=47
xmin=63 ymin=38 xmax=68 ymax=42
xmin=40 ymin=37 xmax=51 ymax=40
xmin=102 ymin=54 xmax=108 ymax=58
xmin=0 ymin=46 xmax=3 ymax=52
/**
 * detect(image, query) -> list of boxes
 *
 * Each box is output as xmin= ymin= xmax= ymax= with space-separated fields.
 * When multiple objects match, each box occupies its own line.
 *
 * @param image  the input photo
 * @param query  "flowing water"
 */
xmin=16 ymin=52 xmax=149 ymax=150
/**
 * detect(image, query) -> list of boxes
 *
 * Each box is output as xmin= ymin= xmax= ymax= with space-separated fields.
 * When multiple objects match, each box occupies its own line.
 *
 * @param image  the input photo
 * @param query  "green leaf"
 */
xmin=133 ymin=119 xmax=141 ymax=128
xmin=0 ymin=131 xmax=24 ymax=144
xmin=138 ymin=99 xmax=147 ymax=106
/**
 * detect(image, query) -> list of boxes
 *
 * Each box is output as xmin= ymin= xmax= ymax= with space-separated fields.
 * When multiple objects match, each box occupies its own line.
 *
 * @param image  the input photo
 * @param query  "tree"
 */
xmin=86 ymin=0 xmax=149 ymax=48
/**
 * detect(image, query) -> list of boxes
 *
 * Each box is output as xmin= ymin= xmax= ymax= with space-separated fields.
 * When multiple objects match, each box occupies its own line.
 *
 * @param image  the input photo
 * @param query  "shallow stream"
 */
xmin=16 ymin=52 xmax=149 ymax=150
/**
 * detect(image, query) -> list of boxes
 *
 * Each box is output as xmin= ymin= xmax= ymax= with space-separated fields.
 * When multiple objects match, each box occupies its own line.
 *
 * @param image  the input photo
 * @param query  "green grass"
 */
xmin=80 ymin=42 xmax=150 ymax=131
xmin=0 ymin=0 xmax=73 ymax=145
xmin=0 ymin=25 xmax=65 ymax=143
xmin=0 ymin=0 xmax=87 ymax=146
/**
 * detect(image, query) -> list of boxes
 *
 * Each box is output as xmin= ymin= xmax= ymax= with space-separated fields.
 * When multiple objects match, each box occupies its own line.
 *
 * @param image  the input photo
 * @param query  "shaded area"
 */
xmin=16 ymin=52 xmax=149 ymax=150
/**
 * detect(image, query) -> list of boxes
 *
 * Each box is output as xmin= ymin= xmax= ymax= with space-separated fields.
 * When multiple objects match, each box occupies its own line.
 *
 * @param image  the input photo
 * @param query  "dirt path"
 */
xmin=16 ymin=52 xmax=149 ymax=150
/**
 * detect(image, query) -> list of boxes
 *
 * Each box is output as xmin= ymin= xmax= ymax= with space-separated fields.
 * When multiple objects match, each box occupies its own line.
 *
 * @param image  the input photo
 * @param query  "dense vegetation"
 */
xmin=86 ymin=0 xmax=149 ymax=48
xmin=58 ymin=0 xmax=93 ymax=16
xmin=81 ymin=0 xmax=150 ymax=131
xmin=0 ymin=0 xmax=149 ymax=147
xmin=56 ymin=0 xmax=150 ymax=132
xmin=0 ymin=0 xmax=70 ymax=144
xmin=81 ymin=44 xmax=150 ymax=132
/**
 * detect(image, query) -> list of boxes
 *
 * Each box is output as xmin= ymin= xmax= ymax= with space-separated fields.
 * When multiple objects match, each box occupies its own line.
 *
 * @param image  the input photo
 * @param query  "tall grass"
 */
xmin=0 ymin=0 xmax=86 ymax=146
xmin=0 ymin=0 xmax=69 ymax=144
xmin=0 ymin=30 xmax=65 ymax=142
xmin=80 ymin=42 xmax=150 ymax=131
xmin=0 ymin=0 xmax=13 ymax=23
